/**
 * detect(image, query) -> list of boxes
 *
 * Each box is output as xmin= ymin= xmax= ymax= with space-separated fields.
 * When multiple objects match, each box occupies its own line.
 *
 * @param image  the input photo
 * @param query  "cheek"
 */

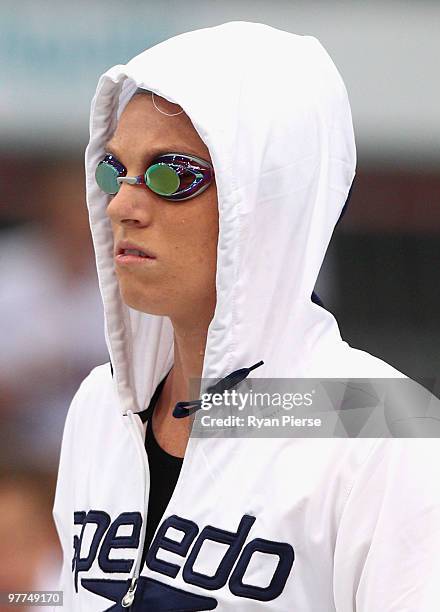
xmin=166 ymin=201 xmax=219 ymax=272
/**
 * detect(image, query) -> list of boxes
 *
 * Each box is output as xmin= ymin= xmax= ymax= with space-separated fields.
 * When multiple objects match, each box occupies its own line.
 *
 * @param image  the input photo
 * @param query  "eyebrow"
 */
xmin=104 ymin=140 xmax=201 ymax=160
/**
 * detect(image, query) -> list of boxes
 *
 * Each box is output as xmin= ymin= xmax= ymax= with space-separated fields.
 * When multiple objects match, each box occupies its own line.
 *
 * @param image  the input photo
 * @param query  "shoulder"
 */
xmin=308 ymin=333 xmax=408 ymax=378
xmin=76 ymin=361 xmax=114 ymax=394
xmin=339 ymin=341 xmax=408 ymax=378
xmin=71 ymin=361 xmax=114 ymax=405
xmin=55 ymin=362 xmax=126 ymax=498
xmin=62 ymin=362 xmax=119 ymax=438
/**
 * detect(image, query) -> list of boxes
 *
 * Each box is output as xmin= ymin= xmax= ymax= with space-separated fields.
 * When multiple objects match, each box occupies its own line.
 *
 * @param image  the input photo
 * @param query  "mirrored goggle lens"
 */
xmin=145 ymin=163 xmax=181 ymax=196
xmin=95 ymin=161 xmax=121 ymax=195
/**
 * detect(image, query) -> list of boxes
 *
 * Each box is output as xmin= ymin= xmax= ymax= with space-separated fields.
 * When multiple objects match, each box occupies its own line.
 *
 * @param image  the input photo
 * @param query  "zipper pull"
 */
xmin=121 ymin=576 xmax=138 ymax=608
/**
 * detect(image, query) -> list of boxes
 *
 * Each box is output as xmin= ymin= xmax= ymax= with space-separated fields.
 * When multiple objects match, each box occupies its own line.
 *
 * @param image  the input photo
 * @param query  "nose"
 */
xmin=106 ymin=181 xmax=155 ymax=227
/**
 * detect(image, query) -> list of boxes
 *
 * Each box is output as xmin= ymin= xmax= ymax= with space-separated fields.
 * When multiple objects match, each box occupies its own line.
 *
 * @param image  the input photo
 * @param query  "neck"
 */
xmin=170 ymin=316 xmax=211 ymax=400
xmin=158 ymin=304 xmax=215 ymax=419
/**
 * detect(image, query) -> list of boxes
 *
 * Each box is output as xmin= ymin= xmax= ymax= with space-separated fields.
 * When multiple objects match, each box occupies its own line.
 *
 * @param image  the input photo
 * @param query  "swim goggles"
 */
xmin=95 ymin=153 xmax=214 ymax=201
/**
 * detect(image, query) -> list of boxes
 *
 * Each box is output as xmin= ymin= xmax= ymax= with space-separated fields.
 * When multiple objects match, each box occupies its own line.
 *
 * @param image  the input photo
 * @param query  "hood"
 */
xmin=85 ymin=20 xmax=392 ymax=417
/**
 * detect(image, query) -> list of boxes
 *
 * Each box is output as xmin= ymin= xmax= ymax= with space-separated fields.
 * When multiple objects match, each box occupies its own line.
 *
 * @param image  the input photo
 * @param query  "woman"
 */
xmin=53 ymin=21 xmax=440 ymax=611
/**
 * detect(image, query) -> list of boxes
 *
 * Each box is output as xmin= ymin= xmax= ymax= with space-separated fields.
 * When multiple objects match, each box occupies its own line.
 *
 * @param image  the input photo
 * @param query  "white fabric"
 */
xmin=53 ymin=21 xmax=440 ymax=611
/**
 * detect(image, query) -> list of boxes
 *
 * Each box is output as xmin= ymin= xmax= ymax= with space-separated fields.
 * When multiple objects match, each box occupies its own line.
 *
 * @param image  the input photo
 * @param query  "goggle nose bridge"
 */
xmin=116 ymin=176 xmax=145 ymax=186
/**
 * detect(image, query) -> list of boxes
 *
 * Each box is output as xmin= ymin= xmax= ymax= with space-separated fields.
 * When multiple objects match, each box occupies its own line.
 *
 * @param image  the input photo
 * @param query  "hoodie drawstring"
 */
xmin=120 ymin=360 xmax=264 ymax=607
xmin=173 ymin=360 xmax=264 ymax=418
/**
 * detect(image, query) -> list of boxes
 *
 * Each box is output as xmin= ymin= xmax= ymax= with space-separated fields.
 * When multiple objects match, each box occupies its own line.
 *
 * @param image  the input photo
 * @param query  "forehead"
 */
xmin=107 ymin=93 xmax=210 ymax=158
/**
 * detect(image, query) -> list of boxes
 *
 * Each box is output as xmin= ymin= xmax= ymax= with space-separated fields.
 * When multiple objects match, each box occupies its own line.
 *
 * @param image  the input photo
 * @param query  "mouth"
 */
xmin=115 ymin=241 xmax=157 ymax=265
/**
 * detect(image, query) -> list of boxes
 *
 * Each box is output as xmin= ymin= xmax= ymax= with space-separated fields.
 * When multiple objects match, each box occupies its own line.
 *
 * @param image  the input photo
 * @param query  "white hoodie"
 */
xmin=53 ymin=21 xmax=440 ymax=611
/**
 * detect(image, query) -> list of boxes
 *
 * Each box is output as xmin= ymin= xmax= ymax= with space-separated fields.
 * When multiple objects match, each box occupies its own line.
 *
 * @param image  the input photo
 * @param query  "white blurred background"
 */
xmin=0 ymin=1 xmax=439 ymax=605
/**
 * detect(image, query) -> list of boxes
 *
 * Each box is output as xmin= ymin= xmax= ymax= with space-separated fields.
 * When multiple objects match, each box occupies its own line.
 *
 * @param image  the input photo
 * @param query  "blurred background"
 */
xmin=0 ymin=0 xmax=439 ymax=606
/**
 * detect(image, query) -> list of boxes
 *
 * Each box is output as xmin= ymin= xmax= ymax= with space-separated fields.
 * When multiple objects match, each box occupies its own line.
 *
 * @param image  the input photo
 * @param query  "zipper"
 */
xmin=119 ymin=361 xmax=264 ymax=607
xmin=121 ymin=409 xmax=151 ymax=608
xmin=121 ymin=575 xmax=138 ymax=608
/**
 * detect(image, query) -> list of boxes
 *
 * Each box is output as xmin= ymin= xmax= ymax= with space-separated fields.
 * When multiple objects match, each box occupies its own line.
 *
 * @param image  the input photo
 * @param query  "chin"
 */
xmin=119 ymin=288 xmax=169 ymax=316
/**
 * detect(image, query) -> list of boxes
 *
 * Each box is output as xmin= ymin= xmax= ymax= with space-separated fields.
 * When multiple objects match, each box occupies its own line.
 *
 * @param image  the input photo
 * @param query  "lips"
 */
xmin=115 ymin=240 xmax=157 ymax=259
xmin=121 ymin=248 xmax=150 ymax=258
xmin=114 ymin=240 xmax=157 ymax=267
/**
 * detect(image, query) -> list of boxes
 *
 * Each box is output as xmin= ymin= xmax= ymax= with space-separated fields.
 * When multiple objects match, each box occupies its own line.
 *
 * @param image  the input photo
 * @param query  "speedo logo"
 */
xmin=73 ymin=511 xmax=295 ymax=608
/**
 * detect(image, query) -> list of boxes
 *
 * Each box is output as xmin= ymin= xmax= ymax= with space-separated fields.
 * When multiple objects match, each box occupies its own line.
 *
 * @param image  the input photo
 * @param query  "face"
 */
xmin=105 ymin=93 xmax=219 ymax=327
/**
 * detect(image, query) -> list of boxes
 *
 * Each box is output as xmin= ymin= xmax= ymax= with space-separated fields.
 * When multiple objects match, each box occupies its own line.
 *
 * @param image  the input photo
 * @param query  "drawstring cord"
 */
xmin=120 ymin=360 xmax=264 ymax=607
xmin=173 ymin=360 xmax=264 ymax=418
